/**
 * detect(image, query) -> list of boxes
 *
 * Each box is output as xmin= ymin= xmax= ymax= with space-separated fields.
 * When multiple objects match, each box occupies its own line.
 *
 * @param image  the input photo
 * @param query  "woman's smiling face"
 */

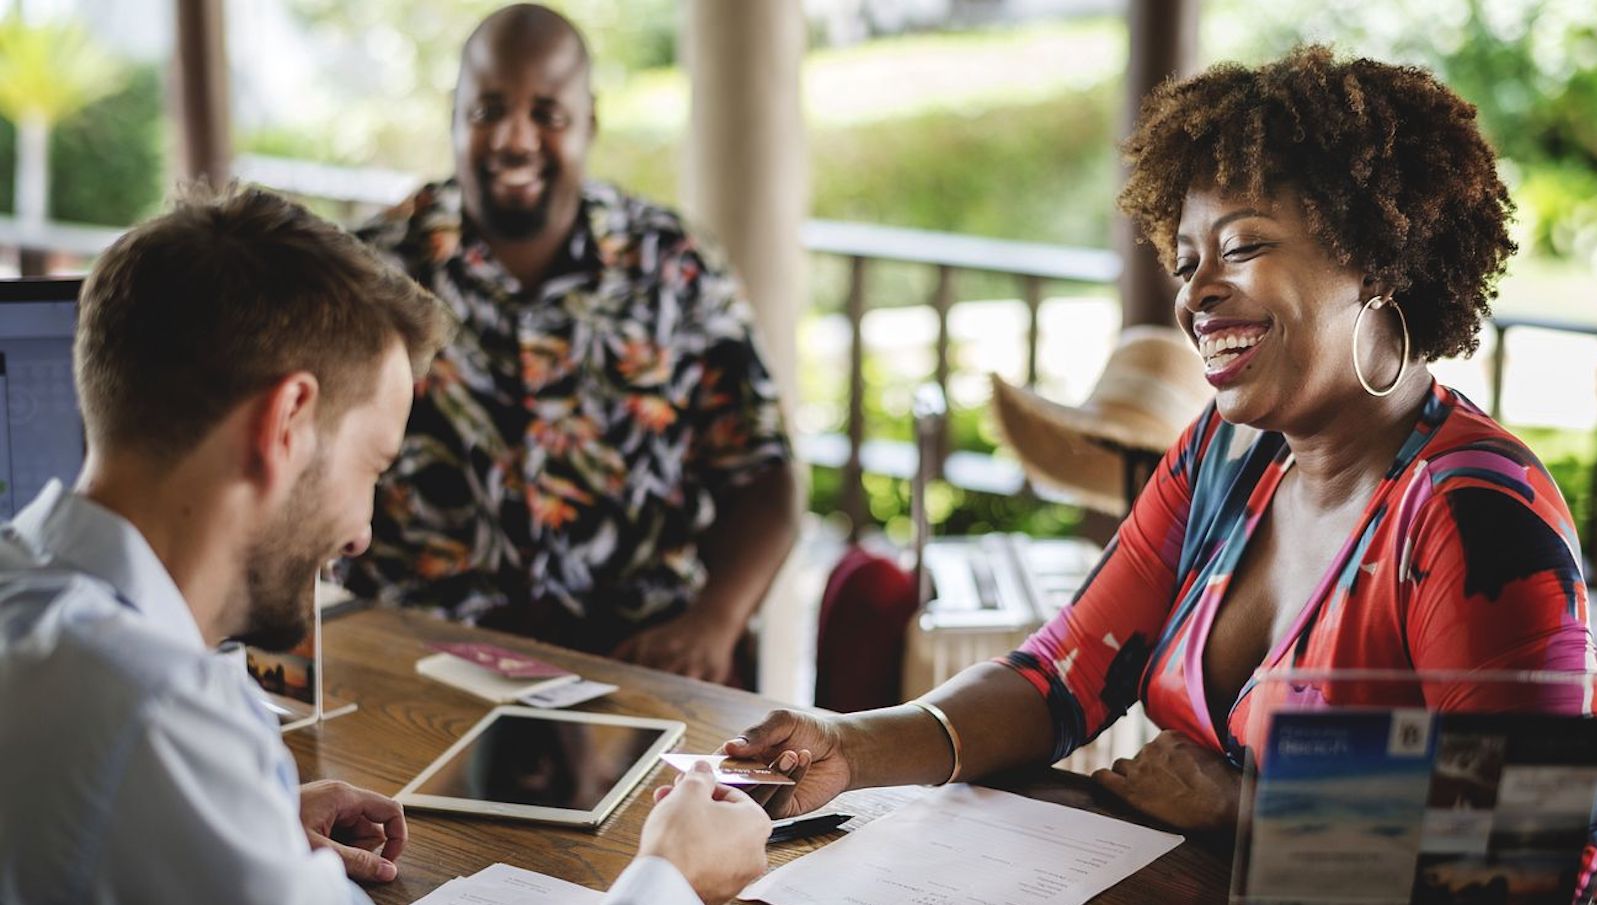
xmin=1172 ymin=185 xmax=1379 ymax=433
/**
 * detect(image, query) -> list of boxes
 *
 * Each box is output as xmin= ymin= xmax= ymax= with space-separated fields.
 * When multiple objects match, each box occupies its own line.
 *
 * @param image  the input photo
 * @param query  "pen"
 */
xmin=767 ymin=812 xmax=851 ymax=844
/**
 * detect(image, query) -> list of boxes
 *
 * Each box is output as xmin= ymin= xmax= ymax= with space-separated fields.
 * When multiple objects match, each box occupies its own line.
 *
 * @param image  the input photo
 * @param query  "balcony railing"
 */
xmin=798 ymin=218 xmax=1119 ymax=534
xmin=5 ymin=155 xmax=1595 ymax=543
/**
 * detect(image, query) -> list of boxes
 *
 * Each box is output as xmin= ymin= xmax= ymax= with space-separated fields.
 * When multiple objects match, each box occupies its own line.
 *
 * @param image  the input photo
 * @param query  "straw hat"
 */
xmin=990 ymin=325 xmax=1213 ymax=516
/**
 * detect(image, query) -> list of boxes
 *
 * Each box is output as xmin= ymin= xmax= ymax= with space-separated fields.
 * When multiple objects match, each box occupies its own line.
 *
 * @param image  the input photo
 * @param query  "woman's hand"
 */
xmin=1091 ymin=730 xmax=1241 ymax=834
xmin=721 ymin=709 xmax=854 ymax=818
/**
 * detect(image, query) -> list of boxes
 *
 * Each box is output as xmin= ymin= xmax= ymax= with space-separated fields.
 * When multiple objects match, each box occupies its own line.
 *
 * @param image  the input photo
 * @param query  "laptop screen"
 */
xmin=0 ymin=279 xmax=83 ymax=520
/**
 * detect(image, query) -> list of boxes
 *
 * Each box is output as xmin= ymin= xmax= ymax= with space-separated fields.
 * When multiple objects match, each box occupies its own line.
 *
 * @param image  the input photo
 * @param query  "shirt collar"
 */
xmin=420 ymin=178 xmax=611 ymax=289
xmin=11 ymin=480 xmax=205 ymax=652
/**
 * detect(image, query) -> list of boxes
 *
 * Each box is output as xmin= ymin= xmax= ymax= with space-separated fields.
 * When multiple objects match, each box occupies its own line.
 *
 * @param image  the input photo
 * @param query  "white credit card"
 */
xmin=659 ymin=753 xmax=796 ymax=786
xmin=517 ymin=679 xmax=619 ymax=709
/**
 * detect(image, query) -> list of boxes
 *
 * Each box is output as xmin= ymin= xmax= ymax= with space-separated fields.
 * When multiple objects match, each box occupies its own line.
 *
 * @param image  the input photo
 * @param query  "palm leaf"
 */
xmin=0 ymin=17 xmax=123 ymax=126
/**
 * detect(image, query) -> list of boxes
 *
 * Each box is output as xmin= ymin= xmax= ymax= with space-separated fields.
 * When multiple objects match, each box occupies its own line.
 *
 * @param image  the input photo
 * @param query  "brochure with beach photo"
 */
xmin=242 ymin=588 xmax=356 ymax=731
xmin=245 ymin=623 xmax=319 ymax=728
xmin=1237 ymin=709 xmax=1597 ymax=905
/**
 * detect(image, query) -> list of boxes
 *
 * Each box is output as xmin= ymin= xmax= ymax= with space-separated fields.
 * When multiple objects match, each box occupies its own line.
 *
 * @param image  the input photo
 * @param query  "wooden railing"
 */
xmin=798 ymin=219 xmax=1119 ymax=535
xmin=7 ymin=155 xmax=1596 ymax=541
xmin=1487 ymin=316 xmax=1597 ymax=421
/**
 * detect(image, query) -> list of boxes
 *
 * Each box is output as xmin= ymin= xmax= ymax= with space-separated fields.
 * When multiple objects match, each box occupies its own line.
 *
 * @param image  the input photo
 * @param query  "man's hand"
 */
xmin=1091 ymin=730 xmax=1241 ymax=834
xmin=611 ymin=612 xmax=738 ymax=683
xmin=299 ymin=779 xmax=407 ymax=883
xmin=721 ymin=709 xmax=853 ymax=818
xmin=639 ymin=763 xmax=770 ymax=903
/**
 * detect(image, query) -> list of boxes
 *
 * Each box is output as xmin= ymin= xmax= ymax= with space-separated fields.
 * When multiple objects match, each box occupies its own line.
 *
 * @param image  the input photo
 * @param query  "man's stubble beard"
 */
xmin=473 ymin=163 xmax=556 ymax=240
xmin=231 ymin=453 xmax=337 ymax=653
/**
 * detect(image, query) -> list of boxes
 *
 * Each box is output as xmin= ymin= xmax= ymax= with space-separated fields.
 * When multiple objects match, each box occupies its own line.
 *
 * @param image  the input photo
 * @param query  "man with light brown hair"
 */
xmin=0 ymin=185 xmax=770 ymax=904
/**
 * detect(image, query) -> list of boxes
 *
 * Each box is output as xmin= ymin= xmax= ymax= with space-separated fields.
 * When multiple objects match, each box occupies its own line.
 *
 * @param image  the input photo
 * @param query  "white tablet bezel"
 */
xmin=396 ymin=705 xmax=685 ymax=827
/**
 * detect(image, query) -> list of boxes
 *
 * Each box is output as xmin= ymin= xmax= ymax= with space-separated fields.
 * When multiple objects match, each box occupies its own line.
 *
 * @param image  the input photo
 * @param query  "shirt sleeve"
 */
xmin=601 ymin=856 xmax=702 ymax=905
xmin=343 ymin=387 xmax=519 ymax=619
xmin=1403 ymin=476 xmax=1596 ymax=712
xmin=680 ymin=242 xmax=792 ymax=492
xmin=999 ymin=410 xmax=1213 ymax=761
xmin=98 ymin=662 xmax=368 ymax=905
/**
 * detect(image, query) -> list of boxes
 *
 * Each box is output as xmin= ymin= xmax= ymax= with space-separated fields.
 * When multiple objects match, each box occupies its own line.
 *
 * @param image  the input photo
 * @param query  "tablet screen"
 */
xmin=411 ymin=711 xmax=670 ymax=811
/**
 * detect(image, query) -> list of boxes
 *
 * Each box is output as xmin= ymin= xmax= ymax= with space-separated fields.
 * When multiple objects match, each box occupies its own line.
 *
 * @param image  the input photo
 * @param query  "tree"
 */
xmin=0 ymin=15 xmax=123 ymax=231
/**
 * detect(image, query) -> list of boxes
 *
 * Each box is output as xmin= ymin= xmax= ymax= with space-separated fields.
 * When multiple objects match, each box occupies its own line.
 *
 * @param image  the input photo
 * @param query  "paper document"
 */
xmin=742 ymin=784 xmax=1183 ymax=905
xmin=829 ymin=784 xmax=929 ymax=831
xmin=411 ymin=862 xmax=601 ymax=904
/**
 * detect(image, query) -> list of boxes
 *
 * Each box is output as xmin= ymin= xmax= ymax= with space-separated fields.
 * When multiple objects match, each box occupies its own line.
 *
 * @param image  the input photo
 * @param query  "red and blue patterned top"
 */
xmin=1005 ymin=381 xmax=1596 ymax=765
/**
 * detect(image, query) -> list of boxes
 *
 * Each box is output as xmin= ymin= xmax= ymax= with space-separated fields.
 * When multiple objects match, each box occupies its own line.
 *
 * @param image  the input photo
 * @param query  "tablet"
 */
xmin=396 ymin=706 xmax=685 ymax=827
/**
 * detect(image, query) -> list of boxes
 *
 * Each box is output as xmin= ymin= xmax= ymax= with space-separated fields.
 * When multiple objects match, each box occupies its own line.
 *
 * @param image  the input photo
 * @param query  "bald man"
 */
xmin=349 ymin=4 xmax=798 ymax=688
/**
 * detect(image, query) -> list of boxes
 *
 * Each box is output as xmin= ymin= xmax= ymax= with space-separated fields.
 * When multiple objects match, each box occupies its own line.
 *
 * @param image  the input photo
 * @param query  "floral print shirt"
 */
xmin=345 ymin=180 xmax=790 ymax=652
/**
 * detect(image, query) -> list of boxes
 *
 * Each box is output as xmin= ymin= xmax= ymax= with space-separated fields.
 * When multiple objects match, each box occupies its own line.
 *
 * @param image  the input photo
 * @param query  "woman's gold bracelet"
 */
xmin=908 ymin=699 xmax=962 ymax=785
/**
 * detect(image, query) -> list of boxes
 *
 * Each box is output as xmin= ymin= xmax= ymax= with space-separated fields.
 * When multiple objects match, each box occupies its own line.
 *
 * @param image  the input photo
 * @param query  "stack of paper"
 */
xmin=742 ymin=784 xmax=1184 ymax=905
xmin=412 ymin=863 xmax=601 ymax=904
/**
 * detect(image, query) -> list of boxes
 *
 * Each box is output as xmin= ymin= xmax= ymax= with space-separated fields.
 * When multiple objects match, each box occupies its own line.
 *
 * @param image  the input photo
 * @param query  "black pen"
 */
xmin=767 ymin=812 xmax=850 ymax=844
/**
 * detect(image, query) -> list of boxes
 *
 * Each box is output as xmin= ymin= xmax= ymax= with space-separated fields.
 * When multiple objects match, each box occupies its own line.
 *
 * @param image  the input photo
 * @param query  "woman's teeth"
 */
xmin=1199 ymin=330 xmax=1265 ymax=367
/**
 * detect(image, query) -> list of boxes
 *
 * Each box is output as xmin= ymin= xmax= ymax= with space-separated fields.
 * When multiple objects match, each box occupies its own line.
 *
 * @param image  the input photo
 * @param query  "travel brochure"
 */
xmin=241 ymin=580 xmax=357 ymax=731
xmin=1237 ymin=708 xmax=1597 ymax=905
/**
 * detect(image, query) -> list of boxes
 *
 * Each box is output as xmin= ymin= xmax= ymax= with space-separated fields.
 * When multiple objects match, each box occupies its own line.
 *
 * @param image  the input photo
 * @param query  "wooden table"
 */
xmin=288 ymin=608 xmax=1231 ymax=904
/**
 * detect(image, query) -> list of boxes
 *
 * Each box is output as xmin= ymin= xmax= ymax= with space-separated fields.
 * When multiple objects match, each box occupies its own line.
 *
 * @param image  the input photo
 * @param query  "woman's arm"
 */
xmin=728 ymin=411 xmax=1220 ymax=816
xmin=722 ymin=663 xmax=1054 ymax=818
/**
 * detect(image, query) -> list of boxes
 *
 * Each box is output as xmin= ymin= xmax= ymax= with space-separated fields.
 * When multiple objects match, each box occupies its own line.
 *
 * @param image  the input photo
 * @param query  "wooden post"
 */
xmin=174 ymin=0 xmax=231 ymax=185
xmin=842 ymin=256 xmax=869 ymax=539
xmin=930 ymin=265 xmax=955 ymax=475
xmin=1490 ymin=321 xmax=1508 ymax=421
xmin=682 ymin=0 xmax=806 ymax=411
xmin=1118 ymin=0 xmax=1199 ymax=329
xmin=1022 ymin=274 xmax=1043 ymax=388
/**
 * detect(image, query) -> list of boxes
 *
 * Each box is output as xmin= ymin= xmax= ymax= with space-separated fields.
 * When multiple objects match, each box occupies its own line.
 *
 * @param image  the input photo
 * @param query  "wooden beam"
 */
xmin=1118 ymin=0 xmax=1199 ymax=329
xmin=174 ymin=0 xmax=231 ymax=185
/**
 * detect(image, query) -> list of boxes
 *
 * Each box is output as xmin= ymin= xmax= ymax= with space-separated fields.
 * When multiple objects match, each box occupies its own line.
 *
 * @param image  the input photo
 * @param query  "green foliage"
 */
xmin=811 ymin=86 xmax=1117 ymax=246
xmin=1516 ymin=162 xmax=1597 ymax=264
xmin=1208 ymin=0 xmax=1597 ymax=259
xmin=0 ymin=15 xmax=121 ymax=125
xmin=805 ymin=464 xmax=1085 ymax=543
xmin=595 ymin=83 xmax=1118 ymax=250
xmin=0 ymin=63 xmax=166 ymax=225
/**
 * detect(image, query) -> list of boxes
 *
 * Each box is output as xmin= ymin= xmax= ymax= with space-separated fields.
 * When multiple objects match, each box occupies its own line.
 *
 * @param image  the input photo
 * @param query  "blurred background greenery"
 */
xmin=4 ymin=0 xmax=1596 ymax=546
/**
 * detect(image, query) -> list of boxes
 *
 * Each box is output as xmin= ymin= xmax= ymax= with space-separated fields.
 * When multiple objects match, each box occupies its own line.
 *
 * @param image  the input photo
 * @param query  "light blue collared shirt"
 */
xmin=0 ymin=483 xmax=699 ymax=904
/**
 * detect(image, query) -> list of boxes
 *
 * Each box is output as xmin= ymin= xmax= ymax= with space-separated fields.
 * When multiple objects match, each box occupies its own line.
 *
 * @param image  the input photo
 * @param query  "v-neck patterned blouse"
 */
xmin=1004 ymin=382 xmax=1596 ymax=765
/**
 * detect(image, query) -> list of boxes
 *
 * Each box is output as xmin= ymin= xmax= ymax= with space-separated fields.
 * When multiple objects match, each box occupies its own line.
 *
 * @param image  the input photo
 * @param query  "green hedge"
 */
xmin=591 ymin=82 xmax=1118 ymax=251
xmin=0 ymin=63 xmax=166 ymax=226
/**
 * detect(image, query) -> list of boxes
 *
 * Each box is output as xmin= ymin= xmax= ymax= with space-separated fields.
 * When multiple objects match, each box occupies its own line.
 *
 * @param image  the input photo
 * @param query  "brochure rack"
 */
xmin=1232 ymin=668 xmax=1597 ymax=905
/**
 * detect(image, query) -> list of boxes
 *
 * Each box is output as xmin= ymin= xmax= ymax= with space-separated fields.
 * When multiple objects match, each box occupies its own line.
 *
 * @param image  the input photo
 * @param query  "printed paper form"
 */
xmin=742 ymin=784 xmax=1183 ymax=905
xmin=411 ymin=862 xmax=601 ymax=904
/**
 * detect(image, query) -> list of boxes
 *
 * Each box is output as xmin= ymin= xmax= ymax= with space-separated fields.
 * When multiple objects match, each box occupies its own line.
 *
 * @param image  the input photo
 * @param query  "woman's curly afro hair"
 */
xmin=1118 ymin=45 xmax=1515 ymax=361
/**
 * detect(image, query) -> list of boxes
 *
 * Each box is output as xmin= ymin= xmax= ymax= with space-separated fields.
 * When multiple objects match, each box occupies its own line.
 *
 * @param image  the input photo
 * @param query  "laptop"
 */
xmin=1233 ymin=669 xmax=1597 ymax=905
xmin=0 ymin=278 xmax=84 ymax=519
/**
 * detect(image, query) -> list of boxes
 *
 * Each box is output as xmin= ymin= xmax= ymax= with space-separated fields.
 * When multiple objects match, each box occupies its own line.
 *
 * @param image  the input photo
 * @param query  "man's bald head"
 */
xmin=458 ymin=4 xmax=591 ymax=97
xmin=453 ymin=4 xmax=598 ymax=243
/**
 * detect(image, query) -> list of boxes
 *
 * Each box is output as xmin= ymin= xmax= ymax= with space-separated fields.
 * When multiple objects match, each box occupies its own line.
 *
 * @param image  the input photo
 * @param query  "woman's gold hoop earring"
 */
xmin=1352 ymin=295 xmax=1410 ymax=397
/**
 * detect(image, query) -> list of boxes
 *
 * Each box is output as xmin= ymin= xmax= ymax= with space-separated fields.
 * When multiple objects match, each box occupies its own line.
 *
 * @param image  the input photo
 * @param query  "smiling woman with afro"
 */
xmin=718 ymin=47 xmax=1592 ymax=857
